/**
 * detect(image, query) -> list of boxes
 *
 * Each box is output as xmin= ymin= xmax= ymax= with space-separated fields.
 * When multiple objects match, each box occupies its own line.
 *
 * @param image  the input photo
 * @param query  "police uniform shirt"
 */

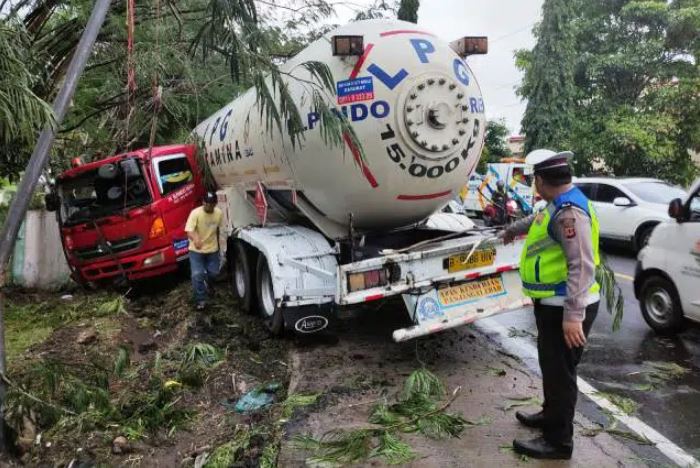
xmin=505 ymin=204 xmax=599 ymax=322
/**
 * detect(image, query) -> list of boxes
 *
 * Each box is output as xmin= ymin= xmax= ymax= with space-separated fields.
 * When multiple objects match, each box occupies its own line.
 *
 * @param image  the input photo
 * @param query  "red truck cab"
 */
xmin=51 ymin=144 xmax=204 ymax=285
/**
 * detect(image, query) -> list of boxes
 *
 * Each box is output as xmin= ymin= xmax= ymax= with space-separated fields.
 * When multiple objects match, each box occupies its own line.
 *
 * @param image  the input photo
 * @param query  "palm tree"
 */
xmin=0 ymin=22 xmax=54 ymax=179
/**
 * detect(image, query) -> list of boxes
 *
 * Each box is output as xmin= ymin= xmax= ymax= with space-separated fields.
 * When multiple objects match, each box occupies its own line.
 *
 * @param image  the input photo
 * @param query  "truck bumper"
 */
xmin=76 ymin=245 xmax=181 ymax=282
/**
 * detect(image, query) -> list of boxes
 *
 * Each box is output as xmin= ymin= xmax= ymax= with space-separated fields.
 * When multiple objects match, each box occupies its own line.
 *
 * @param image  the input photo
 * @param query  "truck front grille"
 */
xmin=73 ymin=236 xmax=142 ymax=261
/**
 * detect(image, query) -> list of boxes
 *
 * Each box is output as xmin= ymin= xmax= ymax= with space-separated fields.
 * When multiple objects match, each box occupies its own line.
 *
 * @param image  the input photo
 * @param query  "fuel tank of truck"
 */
xmin=193 ymin=19 xmax=486 ymax=234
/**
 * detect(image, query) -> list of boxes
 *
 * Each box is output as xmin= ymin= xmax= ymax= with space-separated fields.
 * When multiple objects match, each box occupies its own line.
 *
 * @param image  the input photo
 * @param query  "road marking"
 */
xmin=476 ymin=317 xmax=700 ymax=468
xmin=615 ymin=272 xmax=634 ymax=282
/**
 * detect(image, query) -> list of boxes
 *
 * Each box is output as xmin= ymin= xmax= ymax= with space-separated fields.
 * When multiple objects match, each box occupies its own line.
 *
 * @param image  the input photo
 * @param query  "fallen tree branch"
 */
xmin=1 ymin=372 xmax=77 ymax=416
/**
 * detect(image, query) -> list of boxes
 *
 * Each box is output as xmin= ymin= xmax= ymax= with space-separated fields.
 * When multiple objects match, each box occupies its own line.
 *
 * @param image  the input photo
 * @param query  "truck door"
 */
xmin=672 ymin=187 xmax=700 ymax=320
xmin=151 ymin=153 xmax=198 ymax=256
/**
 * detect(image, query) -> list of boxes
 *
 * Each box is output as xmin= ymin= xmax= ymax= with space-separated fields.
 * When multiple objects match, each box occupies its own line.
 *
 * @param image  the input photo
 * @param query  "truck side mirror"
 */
xmin=45 ymin=193 xmax=60 ymax=212
xmin=668 ymin=198 xmax=684 ymax=221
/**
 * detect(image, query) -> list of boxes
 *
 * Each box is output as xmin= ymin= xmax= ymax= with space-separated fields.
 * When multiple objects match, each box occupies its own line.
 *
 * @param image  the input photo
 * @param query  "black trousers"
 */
xmin=534 ymin=300 xmax=599 ymax=446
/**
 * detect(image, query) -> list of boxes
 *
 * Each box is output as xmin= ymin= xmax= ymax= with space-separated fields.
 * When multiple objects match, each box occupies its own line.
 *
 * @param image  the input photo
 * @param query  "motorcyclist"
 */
xmin=491 ymin=179 xmax=508 ymax=225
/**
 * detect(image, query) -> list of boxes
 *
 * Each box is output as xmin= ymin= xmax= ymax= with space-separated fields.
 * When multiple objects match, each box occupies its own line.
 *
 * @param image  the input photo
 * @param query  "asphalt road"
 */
xmin=490 ymin=243 xmax=700 ymax=462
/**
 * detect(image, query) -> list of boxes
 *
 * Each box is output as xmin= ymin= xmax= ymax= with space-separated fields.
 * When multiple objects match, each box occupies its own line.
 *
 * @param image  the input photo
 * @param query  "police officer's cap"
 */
xmin=525 ymin=149 xmax=573 ymax=174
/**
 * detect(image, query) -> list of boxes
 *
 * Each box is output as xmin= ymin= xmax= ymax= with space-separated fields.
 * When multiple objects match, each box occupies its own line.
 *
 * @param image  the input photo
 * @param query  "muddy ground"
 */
xmin=1 ymin=275 xmax=292 ymax=467
xmin=0 ymin=276 xmax=670 ymax=467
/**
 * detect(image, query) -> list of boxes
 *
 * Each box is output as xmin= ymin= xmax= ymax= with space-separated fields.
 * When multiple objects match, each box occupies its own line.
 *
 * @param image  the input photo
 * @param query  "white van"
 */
xmin=634 ymin=178 xmax=700 ymax=333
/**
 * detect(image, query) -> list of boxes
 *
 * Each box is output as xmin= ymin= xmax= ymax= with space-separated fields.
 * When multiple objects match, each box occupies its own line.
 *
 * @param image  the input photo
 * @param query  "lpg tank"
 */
xmin=193 ymin=19 xmax=486 ymax=233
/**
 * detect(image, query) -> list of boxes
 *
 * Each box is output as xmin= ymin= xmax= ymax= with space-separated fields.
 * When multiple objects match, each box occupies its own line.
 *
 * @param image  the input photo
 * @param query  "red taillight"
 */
xmin=348 ymin=268 xmax=389 ymax=293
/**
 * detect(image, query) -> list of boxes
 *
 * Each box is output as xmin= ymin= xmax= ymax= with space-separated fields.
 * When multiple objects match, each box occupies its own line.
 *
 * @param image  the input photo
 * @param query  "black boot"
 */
xmin=515 ymin=410 xmax=547 ymax=429
xmin=513 ymin=437 xmax=572 ymax=460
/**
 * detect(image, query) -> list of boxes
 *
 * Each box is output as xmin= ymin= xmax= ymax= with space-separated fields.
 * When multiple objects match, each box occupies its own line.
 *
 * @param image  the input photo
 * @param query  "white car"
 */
xmin=574 ymin=177 xmax=687 ymax=251
xmin=634 ymin=179 xmax=700 ymax=333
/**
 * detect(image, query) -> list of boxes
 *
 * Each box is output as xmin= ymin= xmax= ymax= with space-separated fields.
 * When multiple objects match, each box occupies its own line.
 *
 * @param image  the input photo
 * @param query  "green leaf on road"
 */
xmin=594 ymin=391 xmax=638 ymax=415
xmin=501 ymin=396 xmax=543 ymax=411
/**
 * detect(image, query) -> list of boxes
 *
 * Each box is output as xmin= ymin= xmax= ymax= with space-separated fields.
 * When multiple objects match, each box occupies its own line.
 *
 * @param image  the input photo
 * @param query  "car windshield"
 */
xmin=58 ymin=158 xmax=151 ymax=226
xmin=624 ymin=181 xmax=687 ymax=205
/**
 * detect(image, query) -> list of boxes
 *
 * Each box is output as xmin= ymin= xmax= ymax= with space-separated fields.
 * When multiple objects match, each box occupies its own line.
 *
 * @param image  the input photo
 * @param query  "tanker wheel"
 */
xmin=230 ymin=240 xmax=257 ymax=314
xmin=256 ymin=255 xmax=284 ymax=336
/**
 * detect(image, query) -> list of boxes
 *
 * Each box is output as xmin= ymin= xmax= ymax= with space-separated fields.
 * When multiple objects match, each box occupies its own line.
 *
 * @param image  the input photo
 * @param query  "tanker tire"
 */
xmin=230 ymin=240 xmax=256 ymax=314
xmin=256 ymin=255 xmax=284 ymax=336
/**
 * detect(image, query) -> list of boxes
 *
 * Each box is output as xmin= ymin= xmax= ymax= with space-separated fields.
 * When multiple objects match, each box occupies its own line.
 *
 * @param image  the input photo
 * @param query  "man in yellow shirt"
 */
xmin=185 ymin=192 xmax=223 ymax=310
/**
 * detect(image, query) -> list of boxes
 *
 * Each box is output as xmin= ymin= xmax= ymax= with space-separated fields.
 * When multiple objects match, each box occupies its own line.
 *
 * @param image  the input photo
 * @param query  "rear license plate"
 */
xmin=438 ymin=276 xmax=505 ymax=306
xmin=446 ymin=249 xmax=495 ymax=273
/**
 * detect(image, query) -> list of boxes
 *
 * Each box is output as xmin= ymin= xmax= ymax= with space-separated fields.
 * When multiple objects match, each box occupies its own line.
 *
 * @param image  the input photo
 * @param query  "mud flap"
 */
xmin=283 ymin=304 xmax=335 ymax=335
xmin=394 ymin=270 xmax=531 ymax=342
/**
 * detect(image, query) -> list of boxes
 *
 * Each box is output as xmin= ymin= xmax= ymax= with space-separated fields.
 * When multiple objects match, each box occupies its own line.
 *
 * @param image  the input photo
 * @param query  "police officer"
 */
xmin=500 ymin=149 xmax=600 ymax=460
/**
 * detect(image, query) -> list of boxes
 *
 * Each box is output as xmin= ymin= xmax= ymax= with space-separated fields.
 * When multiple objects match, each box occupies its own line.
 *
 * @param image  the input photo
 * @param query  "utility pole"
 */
xmin=0 ymin=0 xmax=111 ymax=451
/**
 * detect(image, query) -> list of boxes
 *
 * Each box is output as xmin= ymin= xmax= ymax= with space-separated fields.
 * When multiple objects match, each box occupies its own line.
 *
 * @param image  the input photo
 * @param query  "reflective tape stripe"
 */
xmin=525 ymin=237 xmax=557 ymax=257
xmin=522 ymin=280 xmax=567 ymax=293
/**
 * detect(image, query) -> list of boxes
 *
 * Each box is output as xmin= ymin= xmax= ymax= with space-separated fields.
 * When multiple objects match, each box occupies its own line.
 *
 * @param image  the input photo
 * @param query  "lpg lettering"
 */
xmin=454 ymin=59 xmax=470 ymax=86
xmin=219 ymin=108 xmax=233 ymax=141
xmin=410 ymin=38 xmax=435 ymax=64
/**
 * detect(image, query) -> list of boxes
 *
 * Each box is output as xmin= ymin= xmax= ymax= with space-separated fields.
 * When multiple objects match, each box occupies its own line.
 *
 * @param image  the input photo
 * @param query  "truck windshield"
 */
xmin=58 ymin=159 xmax=151 ymax=226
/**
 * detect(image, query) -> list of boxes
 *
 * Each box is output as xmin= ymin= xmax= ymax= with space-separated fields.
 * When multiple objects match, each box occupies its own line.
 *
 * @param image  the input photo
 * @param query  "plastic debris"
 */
xmin=232 ymin=383 xmax=281 ymax=413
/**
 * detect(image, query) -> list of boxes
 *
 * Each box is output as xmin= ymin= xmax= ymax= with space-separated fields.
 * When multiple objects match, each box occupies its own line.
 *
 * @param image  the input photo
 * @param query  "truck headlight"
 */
xmin=143 ymin=252 xmax=165 ymax=267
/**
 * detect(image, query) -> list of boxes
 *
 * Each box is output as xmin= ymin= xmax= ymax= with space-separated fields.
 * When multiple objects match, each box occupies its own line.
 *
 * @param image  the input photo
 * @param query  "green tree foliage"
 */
xmin=518 ymin=0 xmax=700 ymax=185
xmin=477 ymin=120 xmax=512 ymax=173
xmin=0 ymin=0 xmax=368 ymax=180
xmin=397 ymin=0 xmax=419 ymax=23
xmin=0 ymin=21 xmax=54 ymax=180
xmin=517 ymin=0 xmax=577 ymax=155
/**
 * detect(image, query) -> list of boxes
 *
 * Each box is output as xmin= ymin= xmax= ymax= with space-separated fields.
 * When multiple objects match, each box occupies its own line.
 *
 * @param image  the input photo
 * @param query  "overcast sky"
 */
xmin=334 ymin=0 xmax=544 ymax=136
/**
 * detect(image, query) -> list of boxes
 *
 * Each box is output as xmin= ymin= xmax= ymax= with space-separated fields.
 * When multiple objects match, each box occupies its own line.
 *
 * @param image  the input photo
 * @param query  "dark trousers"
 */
xmin=535 ymin=300 xmax=599 ymax=446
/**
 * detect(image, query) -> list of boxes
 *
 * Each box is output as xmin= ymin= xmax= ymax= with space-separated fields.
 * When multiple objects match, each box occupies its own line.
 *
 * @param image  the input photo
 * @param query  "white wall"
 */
xmin=11 ymin=210 xmax=72 ymax=289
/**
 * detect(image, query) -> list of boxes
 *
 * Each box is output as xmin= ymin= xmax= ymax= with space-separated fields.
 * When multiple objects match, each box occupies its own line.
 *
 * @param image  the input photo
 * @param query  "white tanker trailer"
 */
xmin=193 ymin=19 xmax=529 ymax=340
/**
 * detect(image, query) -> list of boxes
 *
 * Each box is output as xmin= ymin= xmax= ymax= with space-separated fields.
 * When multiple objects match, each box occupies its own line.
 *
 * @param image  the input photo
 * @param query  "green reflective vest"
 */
xmin=520 ymin=187 xmax=601 ymax=299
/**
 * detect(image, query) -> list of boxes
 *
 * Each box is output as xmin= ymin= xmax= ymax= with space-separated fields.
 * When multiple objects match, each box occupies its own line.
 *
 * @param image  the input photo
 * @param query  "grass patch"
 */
xmin=204 ymin=426 xmax=252 ymax=467
xmin=5 ymin=293 xmax=126 ymax=360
